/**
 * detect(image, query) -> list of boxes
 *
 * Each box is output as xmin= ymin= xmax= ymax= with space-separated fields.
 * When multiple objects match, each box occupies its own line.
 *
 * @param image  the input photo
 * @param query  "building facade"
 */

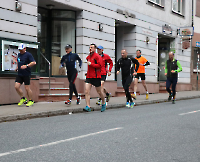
xmin=191 ymin=0 xmax=200 ymax=90
xmin=0 ymin=0 xmax=193 ymax=104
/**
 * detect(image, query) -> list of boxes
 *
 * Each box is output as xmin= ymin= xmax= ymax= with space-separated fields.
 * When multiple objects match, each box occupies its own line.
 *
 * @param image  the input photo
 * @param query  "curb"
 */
xmin=0 ymin=96 xmax=199 ymax=123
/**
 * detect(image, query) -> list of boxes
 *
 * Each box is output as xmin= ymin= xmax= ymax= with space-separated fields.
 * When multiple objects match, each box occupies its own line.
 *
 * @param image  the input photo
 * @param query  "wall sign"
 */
xmin=142 ymin=29 xmax=153 ymax=36
xmin=196 ymin=42 xmax=200 ymax=47
xmin=179 ymin=27 xmax=194 ymax=36
xmin=116 ymin=9 xmax=135 ymax=18
xmin=162 ymin=24 xmax=172 ymax=35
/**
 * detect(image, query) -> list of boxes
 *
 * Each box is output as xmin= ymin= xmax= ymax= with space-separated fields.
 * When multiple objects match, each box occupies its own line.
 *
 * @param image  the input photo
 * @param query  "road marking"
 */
xmin=179 ymin=110 xmax=200 ymax=116
xmin=0 ymin=127 xmax=123 ymax=157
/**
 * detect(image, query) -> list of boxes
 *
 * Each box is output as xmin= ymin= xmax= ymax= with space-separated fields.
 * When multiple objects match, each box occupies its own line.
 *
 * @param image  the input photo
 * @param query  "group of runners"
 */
xmin=15 ymin=43 xmax=182 ymax=110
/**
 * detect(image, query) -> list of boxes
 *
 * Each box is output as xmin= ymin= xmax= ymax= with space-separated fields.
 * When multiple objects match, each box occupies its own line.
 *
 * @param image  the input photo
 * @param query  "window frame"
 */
xmin=193 ymin=48 xmax=200 ymax=72
xmin=0 ymin=38 xmax=39 ymax=75
xmin=172 ymin=0 xmax=184 ymax=16
xmin=148 ymin=0 xmax=164 ymax=8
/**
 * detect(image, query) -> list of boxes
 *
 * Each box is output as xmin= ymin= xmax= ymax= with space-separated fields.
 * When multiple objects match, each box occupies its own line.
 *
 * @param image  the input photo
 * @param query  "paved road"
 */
xmin=0 ymin=98 xmax=200 ymax=162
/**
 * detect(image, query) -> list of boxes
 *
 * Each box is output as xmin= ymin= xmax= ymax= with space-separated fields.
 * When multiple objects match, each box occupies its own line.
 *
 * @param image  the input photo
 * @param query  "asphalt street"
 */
xmin=0 ymin=98 xmax=200 ymax=162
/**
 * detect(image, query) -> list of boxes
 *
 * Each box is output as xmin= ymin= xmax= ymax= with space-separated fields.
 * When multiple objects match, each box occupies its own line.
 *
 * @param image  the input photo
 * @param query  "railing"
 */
xmin=40 ymin=52 xmax=51 ymax=94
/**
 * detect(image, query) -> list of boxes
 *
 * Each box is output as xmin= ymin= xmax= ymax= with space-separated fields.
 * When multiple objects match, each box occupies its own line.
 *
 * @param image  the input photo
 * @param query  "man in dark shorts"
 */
xmin=133 ymin=50 xmax=150 ymax=100
xmin=83 ymin=44 xmax=106 ymax=112
xmin=60 ymin=44 xmax=82 ymax=105
xmin=15 ymin=43 xmax=36 ymax=107
xmin=116 ymin=49 xmax=139 ymax=108
xmin=96 ymin=45 xmax=113 ymax=105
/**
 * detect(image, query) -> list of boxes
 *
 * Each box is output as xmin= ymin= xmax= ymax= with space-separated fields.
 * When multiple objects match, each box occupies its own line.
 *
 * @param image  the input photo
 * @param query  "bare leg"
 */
xmin=25 ymin=85 xmax=32 ymax=100
xmin=142 ymin=80 xmax=148 ymax=92
xmin=15 ymin=82 xmax=23 ymax=98
xmin=101 ymin=81 xmax=108 ymax=95
xmin=95 ymin=86 xmax=105 ymax=104
xmin=134 ymin=78 xmax=138 ymax=94
xmin=85 ymin=83 xmax=92 ymax=107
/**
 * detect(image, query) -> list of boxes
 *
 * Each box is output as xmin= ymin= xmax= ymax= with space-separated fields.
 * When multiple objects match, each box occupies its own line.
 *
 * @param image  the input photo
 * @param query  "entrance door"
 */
xmin=51 ymin=20 xmax=75 ymax=75
xmin=115 ymin=23 xmax=135 ymax=87
xmin=37 ymin=9 xmax=76 ymax=77
xmin=158 ymin=39 xmax=170 ymax=81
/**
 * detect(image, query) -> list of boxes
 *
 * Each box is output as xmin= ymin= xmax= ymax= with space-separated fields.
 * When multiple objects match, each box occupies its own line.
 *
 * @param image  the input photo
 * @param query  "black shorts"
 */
xmin=15 ymin=75 xmax=30 ymax=85
xmin=85 ymin=78 xmax=101 ymax=87
xmin=135 ymin=73 xmax=145 ymax=80
xmin=101 ymin=75 xmax=107 ymax=81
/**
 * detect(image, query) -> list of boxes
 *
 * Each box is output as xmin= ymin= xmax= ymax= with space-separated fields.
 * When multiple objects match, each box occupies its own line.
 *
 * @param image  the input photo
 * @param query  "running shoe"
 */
xmin=172 ymin=99 xmax=175 ymax=104
xmin=126 ymin=102 xmax=130 ymax=108
xmin=106 ymin=93 xmax=111 ymax=102
xmin=26 ymin=100 xmax=34 ymax=107
xmin=130 ymin=102 xmax=135 ymax=108
xmin=76 ymin=96 xmax=81 ymax=105
xmin=131 ymin=93 xmax=136 ymax=100
xmin=146 ymin=93 xmax=149 ymax=100
xmin=65 ymin=100 xmax=71 ymax=105
xmin=96 ymin=98 xmax=101 ymax=105
xmin=18 ymin=98 xmax=27 ymax=106
xmin=168 ymin=94 xmax=172 ymax=101
xmin=83 ymin=106 xmax=91 ymax=112
xmin=101 ymin=103 xmax=106 ymax=112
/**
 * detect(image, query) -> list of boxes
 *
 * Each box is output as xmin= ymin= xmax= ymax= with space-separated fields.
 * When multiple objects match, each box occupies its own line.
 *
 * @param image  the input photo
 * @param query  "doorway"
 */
xmin=115 ymin=20 xmax=135 ymax=87
xmin=158 ymin=35 xmax=175 ymax=81
xmin=37 ymin=9 xmax=76 ymax=76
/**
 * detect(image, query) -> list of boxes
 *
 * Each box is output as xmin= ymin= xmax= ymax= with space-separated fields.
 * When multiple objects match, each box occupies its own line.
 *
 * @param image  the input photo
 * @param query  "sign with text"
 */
xmin=196 ymin=42 xmax=200 ymax=47
xmin=179 ymin=27 xmax=194 ymax=36
xmin=162 ymin=24 xmax=172 ymax=35
xmin=142 ymin=29 xmax=153 ymax=36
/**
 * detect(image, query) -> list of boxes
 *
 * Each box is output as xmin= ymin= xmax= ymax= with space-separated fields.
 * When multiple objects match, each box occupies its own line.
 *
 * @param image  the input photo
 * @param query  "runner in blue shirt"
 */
xmin=60 ymin=44 xmax=82 ymax=105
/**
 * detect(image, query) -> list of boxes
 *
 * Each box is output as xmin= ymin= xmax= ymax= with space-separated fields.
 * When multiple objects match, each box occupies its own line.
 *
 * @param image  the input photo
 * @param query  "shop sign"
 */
xmin=196 ymin=42 xmax=200 ymax=47
xmin=179 ymin=27 xmax=194 ymax=36
xmin=162 ymin=24 xmax=172 ymax=35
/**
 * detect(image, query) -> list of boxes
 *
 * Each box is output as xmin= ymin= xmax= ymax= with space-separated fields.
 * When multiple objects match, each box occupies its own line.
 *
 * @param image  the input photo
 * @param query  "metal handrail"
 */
xmin=40 ymin=52 xmax=51 ymax=94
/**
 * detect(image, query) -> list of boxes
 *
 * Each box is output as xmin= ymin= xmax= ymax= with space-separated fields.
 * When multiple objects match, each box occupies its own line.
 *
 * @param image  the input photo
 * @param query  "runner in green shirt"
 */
xmin=165 ymin=52 xmax=182 ymax=104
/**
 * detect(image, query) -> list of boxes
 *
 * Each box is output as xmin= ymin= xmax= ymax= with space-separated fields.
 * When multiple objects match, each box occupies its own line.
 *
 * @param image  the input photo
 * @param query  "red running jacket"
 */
xmin=100 ymin=53 xmax=113 ymax=75
xmin=86 ymin=52 xmax=103 ymax=78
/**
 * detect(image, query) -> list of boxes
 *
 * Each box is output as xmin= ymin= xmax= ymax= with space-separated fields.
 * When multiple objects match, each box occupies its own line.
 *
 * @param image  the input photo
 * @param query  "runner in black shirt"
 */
xmin=60 ymin=44 xmax=82 ymax=105
xmin=116 ymin=49 xmax=139 ymax=108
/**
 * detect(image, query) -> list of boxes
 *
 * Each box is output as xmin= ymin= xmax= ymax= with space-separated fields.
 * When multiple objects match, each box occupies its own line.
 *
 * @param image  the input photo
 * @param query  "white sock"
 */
xmin=146 ymin=91 xmax=148 ymax=94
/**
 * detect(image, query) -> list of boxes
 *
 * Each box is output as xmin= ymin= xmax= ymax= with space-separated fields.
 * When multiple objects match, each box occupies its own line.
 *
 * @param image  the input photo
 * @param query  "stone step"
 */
xmin=159 ymin=86 xmax=166 ymax=91
xmin=39 ymin=82 xmax=65 ymax=88
xmin=159 ymin=90 xmax=168 ymax=93
xmin=38 ymin=93 xmax=85 ymax=102
xmin=159 ymin=82 xmax=166 ymax=87
xmin=39 ymin=77 xmax=56 ymax=83
xmin=40 ymin=88 xmax=69 ymax=94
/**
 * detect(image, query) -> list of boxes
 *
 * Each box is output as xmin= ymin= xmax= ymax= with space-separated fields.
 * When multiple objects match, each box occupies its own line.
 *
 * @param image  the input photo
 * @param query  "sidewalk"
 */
xmin=0 ymin=91 xmax=200 ymax=123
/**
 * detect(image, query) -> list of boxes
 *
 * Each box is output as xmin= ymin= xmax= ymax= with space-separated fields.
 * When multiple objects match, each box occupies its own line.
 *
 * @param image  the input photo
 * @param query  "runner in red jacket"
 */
xmin=83 ymin=44 xmax=106 ymax=112
xmin=96 ymin=45 xmax=113 ymax=105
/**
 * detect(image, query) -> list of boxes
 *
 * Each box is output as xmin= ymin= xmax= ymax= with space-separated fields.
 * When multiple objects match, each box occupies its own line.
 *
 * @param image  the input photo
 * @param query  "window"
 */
xmin=151 ymin=0 xmax=161 ymax=4
xmin=1 ymin=40 xmax=38 ymax=73
xmin=193 ymin=48 xmax=200 ymax=72
xmin=148 ymin=0 xmax=164 ymax=8
xmin=51 ymin=10 xmax=76 ymax=75
xmin=172 ymin=0 xmax=184 ymax=15
xmin=196 ymin=0 xmax=200 ymax=17
xmin=38 ymin=8 xmax=48 ymax=73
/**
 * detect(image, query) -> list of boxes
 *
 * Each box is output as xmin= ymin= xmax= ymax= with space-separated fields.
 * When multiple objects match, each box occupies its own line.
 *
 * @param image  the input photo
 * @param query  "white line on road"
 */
xmin=0 ymin=127 xmax=123 ymax=157
xmin=179 ymin=110 xmax=200 ymax=116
